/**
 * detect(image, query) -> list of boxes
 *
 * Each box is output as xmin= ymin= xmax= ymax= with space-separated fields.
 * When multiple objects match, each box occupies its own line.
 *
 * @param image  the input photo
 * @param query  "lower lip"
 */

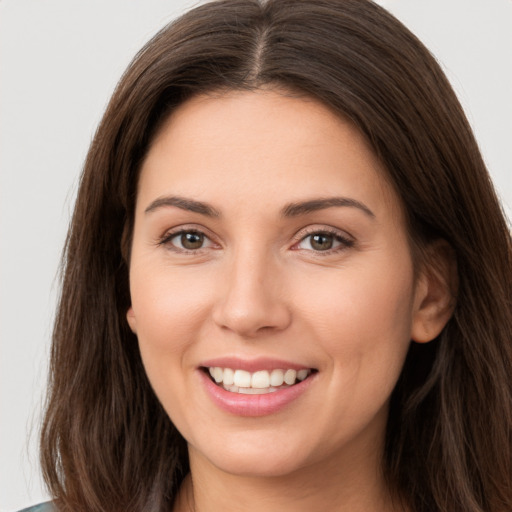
xmin=199 ymin=370 xmax=315 ymax=417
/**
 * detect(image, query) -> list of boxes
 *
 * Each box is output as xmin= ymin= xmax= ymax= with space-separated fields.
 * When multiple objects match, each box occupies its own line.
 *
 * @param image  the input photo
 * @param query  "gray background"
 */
xmin=1 ymin=1 xmax=511 ymax=510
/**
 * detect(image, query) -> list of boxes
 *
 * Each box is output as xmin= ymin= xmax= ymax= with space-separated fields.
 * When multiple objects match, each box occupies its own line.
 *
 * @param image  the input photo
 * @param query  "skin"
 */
xmin=127 ymin=89 xmax=452 ymax=511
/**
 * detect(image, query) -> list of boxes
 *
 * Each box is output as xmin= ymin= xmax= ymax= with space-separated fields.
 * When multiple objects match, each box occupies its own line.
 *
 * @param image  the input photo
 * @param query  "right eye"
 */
xmin=161 ymin=230 xmax=214 ymax=251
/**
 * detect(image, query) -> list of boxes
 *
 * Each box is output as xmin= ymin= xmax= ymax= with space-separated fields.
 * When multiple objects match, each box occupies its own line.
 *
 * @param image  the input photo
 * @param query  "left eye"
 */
xmin=296 ymin=232 xmax=351 ymax=252
xmin=167 ymin=230 xmax=212 ymax=251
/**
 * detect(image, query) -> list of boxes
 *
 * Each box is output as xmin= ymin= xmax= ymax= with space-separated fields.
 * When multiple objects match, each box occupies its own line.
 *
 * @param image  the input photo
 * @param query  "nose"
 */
xmin=212 ymin=248 xmax=292 ymax=338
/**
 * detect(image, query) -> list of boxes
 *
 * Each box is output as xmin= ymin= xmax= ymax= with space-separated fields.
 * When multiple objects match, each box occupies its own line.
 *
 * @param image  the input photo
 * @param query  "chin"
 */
xmin=211 ymin=454 xmax=307 ymax=479
xmin=190 ymin=433 xmax=315 ymax=478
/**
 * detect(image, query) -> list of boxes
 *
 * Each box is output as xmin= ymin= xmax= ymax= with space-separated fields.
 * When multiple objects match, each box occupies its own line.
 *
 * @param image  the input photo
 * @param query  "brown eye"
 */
xmin=179 ymin=232 xmax=204 ymax=250
xmin=164 ymin=230 xmax=213 ymax=251
xmin=310 ymin=233 xmax=333 ymax=251
xmin=296 ymin=230 xmax=354 ymax=253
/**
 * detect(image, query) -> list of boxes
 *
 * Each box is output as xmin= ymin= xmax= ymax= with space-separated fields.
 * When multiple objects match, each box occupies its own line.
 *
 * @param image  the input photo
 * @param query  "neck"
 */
xmin=173 ymin=442 xmax=403 ymax=512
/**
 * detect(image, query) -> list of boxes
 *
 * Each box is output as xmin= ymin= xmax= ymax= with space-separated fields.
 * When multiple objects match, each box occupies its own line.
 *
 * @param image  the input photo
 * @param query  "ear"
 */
xmin=411 ymin=240 xmax=458 ymax=343
xmin=126 ymin=306 xmax=138 ymax=334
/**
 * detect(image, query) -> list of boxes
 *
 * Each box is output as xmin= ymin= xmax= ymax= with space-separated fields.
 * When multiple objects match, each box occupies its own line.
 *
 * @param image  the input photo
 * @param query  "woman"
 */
xmin=27 ymin=0 xmax=512 ymax=511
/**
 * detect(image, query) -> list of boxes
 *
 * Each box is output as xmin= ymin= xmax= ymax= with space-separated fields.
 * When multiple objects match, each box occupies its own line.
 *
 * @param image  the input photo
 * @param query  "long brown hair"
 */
xmin=41 ymin=1 xmax=512 ymax=511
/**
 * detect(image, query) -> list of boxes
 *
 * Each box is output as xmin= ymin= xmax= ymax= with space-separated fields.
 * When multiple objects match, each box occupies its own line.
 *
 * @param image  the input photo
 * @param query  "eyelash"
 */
xmin=157 ymin=227 xmax=216 ymax=253
xmin=292 ymin=227 xmax=355 ymax=255
xmin=157 ymin=226 xmax=354 ymax=255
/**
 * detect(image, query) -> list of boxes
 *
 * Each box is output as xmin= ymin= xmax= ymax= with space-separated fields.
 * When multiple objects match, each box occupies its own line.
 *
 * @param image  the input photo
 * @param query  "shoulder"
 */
xmin=17 ymin=503 xmax=55 ymax=512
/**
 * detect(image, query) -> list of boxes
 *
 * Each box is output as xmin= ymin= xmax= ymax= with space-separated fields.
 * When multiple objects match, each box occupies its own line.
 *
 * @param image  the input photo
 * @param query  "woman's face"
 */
xmin=127 ymin=90 xmax=428 ymax=479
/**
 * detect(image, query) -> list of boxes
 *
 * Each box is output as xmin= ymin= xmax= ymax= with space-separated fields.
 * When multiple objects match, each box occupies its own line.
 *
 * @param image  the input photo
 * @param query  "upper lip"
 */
xmin=199 ymin=357 xmax=315 ymax=373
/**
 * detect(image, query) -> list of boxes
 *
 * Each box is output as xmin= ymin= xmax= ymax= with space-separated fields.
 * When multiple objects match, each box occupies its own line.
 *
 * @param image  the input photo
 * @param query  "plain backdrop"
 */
xmin=1 ymin=1 xmax=511 ymax=510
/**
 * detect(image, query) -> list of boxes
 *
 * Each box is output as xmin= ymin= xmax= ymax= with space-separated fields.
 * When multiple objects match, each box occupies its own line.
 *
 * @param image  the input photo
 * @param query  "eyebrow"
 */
xmin=144 ymin=195 xmax=375 ymax=219
xmin=144 ymin=195 xmax=221 ymax=217
xmin=281 ymin=197 xmax=375 ymax=219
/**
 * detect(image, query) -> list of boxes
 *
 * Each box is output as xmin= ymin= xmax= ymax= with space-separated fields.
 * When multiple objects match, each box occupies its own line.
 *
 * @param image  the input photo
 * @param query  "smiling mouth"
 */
xmin=203 ymin=367 xmax=317 ymax=394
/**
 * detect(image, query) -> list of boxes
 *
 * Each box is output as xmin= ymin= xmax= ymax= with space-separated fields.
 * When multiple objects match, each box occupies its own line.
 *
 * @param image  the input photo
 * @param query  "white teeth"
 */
xmin=284 ymin=369 xmax=297 ymax=385
xmin=223 ymin=367 xmax=234 ymax=386
xmin=207 ymin=366 xmax=312 ymax=392
xmin=270 ymin=369 xmax=284 ymax=386
xmin=213 ymin=367 xmax=223 ymax=383
xmin=239 ymin=387 xmax=275 ymax=394
xmin=225 ymin=384 xmax=289 ymax=394
xmin=251 ymin=370 xmax=270 ymax=388
xmin=297 ymin=369 xmax=309 ymax=381
xmin=233 ymin=369 xmax=252 ymax=388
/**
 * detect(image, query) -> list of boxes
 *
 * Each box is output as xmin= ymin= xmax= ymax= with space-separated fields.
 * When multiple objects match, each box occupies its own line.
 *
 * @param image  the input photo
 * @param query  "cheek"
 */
xmin=297 ymin=255 xmax=413 ymax=331
xmin=128 ymin=267 xmax=215 ymax=434
xmin=128 ymin=263 xmax=215 ymax=383
xmin=287 ymin=261 xmax=415 ymax=447
xmin=131 ymin=261 xmax=211 ymax=331
xmin=293 ymin=255 xmax=415 ymax=387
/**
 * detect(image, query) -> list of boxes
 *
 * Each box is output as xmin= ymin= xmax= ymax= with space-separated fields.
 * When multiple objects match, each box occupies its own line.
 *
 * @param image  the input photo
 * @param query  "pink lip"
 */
xmin=198 ymin=369 xmax=316 ymax=417
xmin=199 ymin=356 xmax=313 ymax=372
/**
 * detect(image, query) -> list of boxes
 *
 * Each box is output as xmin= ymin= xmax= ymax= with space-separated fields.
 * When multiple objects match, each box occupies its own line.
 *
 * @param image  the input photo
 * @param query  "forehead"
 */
xmin=138 ymin=89 xmax=402 ymax=221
